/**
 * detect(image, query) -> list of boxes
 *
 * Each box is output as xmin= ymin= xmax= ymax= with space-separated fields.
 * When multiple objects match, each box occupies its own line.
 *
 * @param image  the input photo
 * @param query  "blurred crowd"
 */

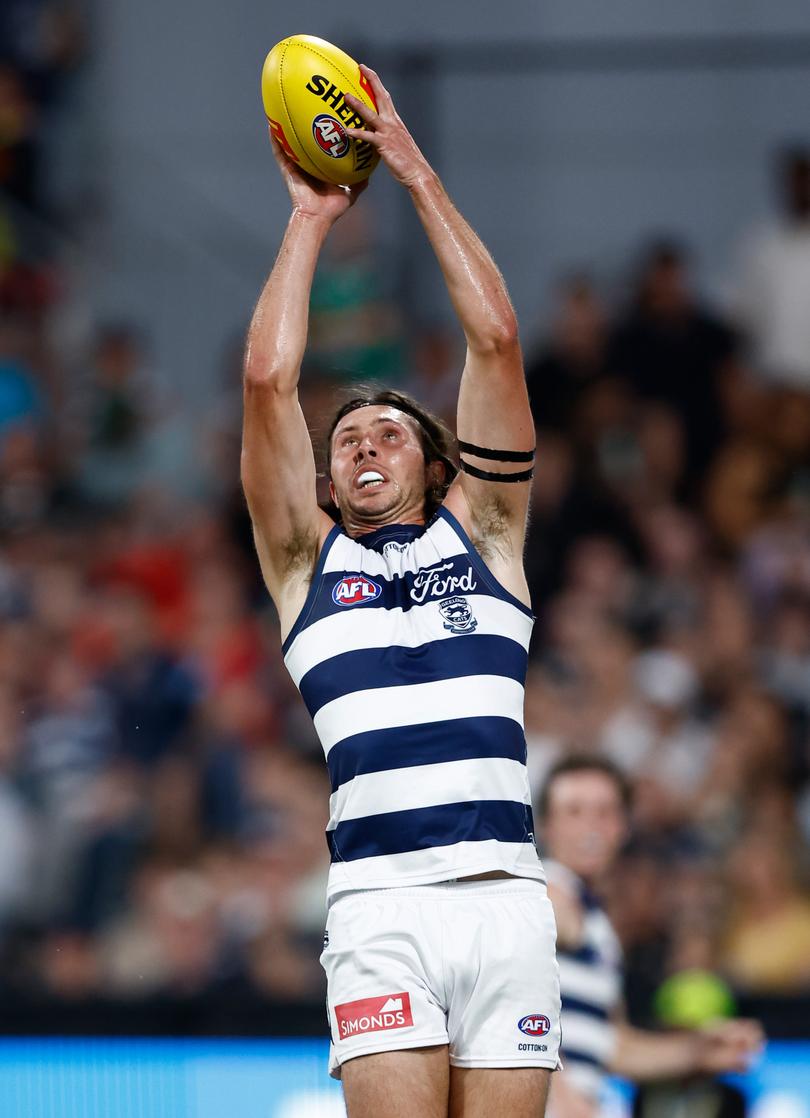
xmin=1 ymin=11 xmax=810 ymax=1032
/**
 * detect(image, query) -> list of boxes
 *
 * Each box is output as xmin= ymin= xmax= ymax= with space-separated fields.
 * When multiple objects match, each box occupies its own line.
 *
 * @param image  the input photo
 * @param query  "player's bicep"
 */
xmin=446 ymin=342 xmax=535 ymax=543
xmin=241 ymin=378 xmax=332 ymax=596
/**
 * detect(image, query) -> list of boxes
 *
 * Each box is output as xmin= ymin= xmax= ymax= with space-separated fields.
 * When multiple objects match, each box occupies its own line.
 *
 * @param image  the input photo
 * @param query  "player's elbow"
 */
xmin=242 ymin=356 xmax=298 ymax=395
xmin=468 ymin=314 xmax=520 ymax=357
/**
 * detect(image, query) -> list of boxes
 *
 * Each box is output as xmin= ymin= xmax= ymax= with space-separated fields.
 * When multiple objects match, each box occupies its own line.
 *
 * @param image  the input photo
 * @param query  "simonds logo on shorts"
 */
xmin=518 ymin=1014 xmax=551 ymax=1037
xmin=335 ymin=992 xmax=413 ymax=1039
xmin=332 ymin=576 xmax=382 ymax=606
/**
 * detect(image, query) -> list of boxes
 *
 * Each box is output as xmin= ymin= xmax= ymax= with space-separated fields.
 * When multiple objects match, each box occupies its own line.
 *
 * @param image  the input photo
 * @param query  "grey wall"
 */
xmin=87 ymin=2 xmax=810 ymax=403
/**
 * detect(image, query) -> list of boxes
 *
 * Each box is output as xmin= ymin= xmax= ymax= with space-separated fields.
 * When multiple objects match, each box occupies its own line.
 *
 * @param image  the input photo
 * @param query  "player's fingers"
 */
xmin=343 ymin=92 xmax=378 ymax=127
xmin=268 ymin=131 xmax=290 ymax=169
xmin=345 ymin=127 xmax=382 ymax=148
xmin=359 ymin=64 xmax=392 ymax=111
xmin=738 ymin=1021 xmax=766 ymax=1052
xmin=268 ymin=130 xmax=295 ymax=171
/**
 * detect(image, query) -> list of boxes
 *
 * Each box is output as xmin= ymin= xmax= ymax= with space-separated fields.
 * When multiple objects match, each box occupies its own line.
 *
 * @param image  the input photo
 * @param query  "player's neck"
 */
xmin=341 ymin=502 xmax=428 ymax=539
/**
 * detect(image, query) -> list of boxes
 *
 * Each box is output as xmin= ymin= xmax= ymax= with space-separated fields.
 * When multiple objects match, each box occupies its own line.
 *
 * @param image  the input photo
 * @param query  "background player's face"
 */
xmin=329 ymin=405 xmax=439 ymax=526
xmin=542 ymin=771 xmax=628 ymax=882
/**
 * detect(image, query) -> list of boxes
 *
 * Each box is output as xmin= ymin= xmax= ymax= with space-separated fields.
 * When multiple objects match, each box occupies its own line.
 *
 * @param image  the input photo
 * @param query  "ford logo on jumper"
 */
xmin=332 ymin=576 xmax=382 ymax=607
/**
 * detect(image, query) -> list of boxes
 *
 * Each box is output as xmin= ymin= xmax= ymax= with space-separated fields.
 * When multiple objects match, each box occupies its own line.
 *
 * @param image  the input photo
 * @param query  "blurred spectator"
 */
xmin=524 ymin=432 xmax=641 ymax=610
xmin=758 ymin=592 xmax=810 ymax=724
xmin=704 ymin=439 xmax=787 ymax=554
xmin=633 ymin=970 xmax=750 ymax=1118
xmin=608 ymin=238 xmax=736 ymax=488
xmin=526 ymin=274 xmax=609 ymax=432
xmin=98 ymin=586 xmax=198 ymax=767
xmin=101 ymin=861 xmax=226 ymax=997
xmin=0 ymin=323 xmax=46 ymax=448
xmin=734 ymin=146 xmax=810 ymax=390
xmin=0 ymin=64 xmax=39 ymax=210
xmin=626 ymin=503 xmax=704 ymax=641
xmin=68 ymin=323 xmax=157 ymax=505
xmin=20 ymin=642 xmax=119 ymax=922
xmin=307 ymin=201 xmax=404 ymax=381
xmin=38 ymin=930 xmax=101 ymax=999
xmin=0 ymin=691 xmax=34 ymax=928
xmin=404 ymin=322 xmax=461 ymax=428
xmin=721 ymin=826 xmax=810 ymax=994
xmin=603 ymin=649 xmax=714 ymax=832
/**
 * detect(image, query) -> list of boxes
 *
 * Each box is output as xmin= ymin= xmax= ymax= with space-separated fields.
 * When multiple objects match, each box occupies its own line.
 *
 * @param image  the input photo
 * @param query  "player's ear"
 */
xmin=329 ymin=479 xmax=339 ymax=508
xmin=426 ymin=459 xmax=445 ymax=488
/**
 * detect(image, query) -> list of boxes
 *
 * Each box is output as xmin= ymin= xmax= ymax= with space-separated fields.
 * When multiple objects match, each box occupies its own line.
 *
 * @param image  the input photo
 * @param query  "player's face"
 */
xmin=543 ymin=772 xmax=628 ymax=882
xmin=329 ymin=406 xmax=437 ymax=529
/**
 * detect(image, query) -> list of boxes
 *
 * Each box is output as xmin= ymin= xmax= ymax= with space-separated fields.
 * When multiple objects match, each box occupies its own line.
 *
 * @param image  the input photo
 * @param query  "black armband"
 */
xmin=459 ymin=460 xmax=534 ymax=483
xmin=457 ymin=440 xmax=536 ymax=463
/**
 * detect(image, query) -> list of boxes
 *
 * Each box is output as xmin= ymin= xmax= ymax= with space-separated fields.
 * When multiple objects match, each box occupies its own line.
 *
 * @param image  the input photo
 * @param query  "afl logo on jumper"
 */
xmin=518 ymin=1014 xmax=551 ymax=1037
xmin=332 ymin=576 xmax=382 ymax=606
xmin=439 ymin=595 xmax=478 ymax=635
xmin=312 ymin=114 xmax=350 ymax=158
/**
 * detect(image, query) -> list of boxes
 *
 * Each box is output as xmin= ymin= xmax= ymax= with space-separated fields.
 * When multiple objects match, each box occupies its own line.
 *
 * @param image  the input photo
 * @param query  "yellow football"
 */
xmin=261 ymin=34 xmax=380 ymax=186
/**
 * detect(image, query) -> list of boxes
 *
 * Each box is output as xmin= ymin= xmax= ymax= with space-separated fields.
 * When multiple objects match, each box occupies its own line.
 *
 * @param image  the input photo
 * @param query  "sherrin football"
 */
xmin=261 ymin=35 xmax=380 ymax=186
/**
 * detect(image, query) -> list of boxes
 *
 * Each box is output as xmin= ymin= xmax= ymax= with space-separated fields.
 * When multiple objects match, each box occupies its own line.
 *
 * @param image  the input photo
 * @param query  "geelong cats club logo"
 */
xmin=439 ymin=595 xmax=478 ymax=635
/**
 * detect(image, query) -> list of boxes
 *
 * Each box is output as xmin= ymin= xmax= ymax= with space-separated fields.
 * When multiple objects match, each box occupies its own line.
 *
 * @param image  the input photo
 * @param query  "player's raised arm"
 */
xmin=345 ymin=68 xmax=535 ymax=597
xmin=241 ymin=135 xmax=366 ymax=631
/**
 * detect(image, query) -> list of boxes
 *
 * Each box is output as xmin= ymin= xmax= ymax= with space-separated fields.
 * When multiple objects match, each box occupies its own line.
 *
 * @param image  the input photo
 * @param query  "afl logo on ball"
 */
xmin=518 ymin=1014 xmax=551 ymax=1037
xmin=332 ymin=576 xmax=382 ymax=607
xmin=312 ymin=114 xmax=350 ymax=158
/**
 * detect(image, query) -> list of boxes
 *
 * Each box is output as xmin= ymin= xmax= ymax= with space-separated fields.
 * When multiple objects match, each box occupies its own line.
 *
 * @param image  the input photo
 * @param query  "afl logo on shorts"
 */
xmin=332 ymin=576 xmax=382 ymax=606
xmin=312 ymin=114 xmax=350 ymax=158
xmin=518 ymin=1014 xmax=551 ymax=1037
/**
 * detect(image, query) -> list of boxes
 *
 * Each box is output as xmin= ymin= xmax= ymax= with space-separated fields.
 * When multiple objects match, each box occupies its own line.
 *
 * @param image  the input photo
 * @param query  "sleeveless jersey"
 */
xmin=283 ymin=506 xmax=545 ymax=901
xmin=546 ymin=860 xmax=623 ymax=1100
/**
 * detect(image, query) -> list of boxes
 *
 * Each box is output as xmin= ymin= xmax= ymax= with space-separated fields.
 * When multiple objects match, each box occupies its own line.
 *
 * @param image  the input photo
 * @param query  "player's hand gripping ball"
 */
xmin=261 ymin=35 xmax=380 ymax=186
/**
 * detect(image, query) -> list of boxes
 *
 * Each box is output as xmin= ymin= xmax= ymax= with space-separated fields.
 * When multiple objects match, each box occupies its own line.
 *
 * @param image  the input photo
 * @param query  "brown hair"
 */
xmin=538 ymin=755 xmax=633 ymax=819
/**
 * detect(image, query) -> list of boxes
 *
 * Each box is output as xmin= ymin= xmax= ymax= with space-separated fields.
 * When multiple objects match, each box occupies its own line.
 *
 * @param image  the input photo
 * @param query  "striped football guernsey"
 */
xmin=283 ymin=505 xmax=545 ymax=900
xmin=546 ymin=860 xmax=623 ymax=1100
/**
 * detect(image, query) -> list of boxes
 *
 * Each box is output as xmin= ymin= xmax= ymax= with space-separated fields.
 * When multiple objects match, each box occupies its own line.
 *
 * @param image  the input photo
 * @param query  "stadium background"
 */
xmin=1 ymin=1 xmax=810 ymax=1115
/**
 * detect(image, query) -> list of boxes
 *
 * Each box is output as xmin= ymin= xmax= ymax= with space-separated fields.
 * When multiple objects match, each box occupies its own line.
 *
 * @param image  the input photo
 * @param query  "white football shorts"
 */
xmin=321 ymin=877 xmax=561 ymax=1078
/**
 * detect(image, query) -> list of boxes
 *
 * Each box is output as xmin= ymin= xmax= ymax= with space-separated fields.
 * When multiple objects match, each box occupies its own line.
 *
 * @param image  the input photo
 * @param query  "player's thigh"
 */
xmin=342 ymin=1044 xmax=450 ymax=1118
xmin=449 ymin=1066 xmax=551 ymax=1118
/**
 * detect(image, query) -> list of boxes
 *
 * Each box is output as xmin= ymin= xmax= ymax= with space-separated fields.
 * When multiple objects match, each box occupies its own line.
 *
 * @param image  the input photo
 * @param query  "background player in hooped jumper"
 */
xmin=539 ymin=757 xmax=763 ymax=1118
xmin=242 ymin=62 xmax=560 ymax=1118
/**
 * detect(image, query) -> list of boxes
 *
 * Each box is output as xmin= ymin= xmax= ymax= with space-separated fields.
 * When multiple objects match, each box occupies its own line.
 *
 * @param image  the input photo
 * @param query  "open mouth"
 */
xmin=355 ymin=469 xmax=386 ymax=489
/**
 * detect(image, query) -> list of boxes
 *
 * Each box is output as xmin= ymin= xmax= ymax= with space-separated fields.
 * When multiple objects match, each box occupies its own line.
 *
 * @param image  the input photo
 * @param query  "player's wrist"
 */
xmin=404 ymin=163 xmax=441 ymax=196
xmin=289 ymin=207 xmax=335 ymax=234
